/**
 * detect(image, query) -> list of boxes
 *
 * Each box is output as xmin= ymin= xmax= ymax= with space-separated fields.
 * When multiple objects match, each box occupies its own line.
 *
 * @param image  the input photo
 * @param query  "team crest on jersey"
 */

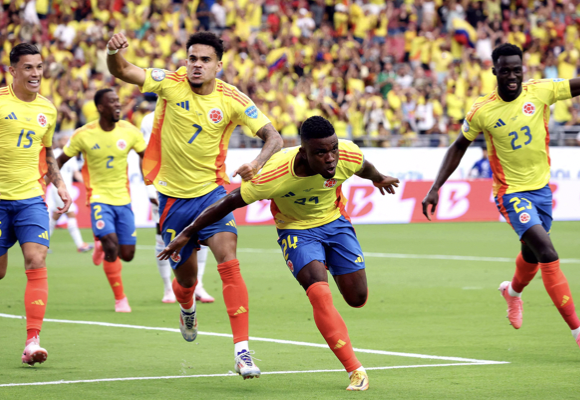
xmin=245 ymin=105 xmax=258 ymax=119
xmin=151 ymin=69 xmax=166 ymax=81
xmin=323 ymin=179 xmax=337 ymax=188
xmin=522 ymin=102 xmax=536 ymax=116
xmin=117 ymin=139 xmax=127 ymax=150
xmin=37 ymin=113 xmax=47 ymax=127
xmin=462 ymin=120 xmax=470 ymax=132
xmin=519 ymin=212 xmax=531 ymax=224
xmin=96 ymin=220 xmax=105 ymax=230
xmin=171 ymin=253 xmax=182 ymax=263
xmin=208 ymin=108 xmax=223 ymax=123
xmin=286 ymin=260 xmax=294 ymax=272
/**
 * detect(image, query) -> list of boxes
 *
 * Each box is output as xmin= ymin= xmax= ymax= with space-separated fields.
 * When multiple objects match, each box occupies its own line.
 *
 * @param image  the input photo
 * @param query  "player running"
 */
xmin=57 ymin=88 xmax=147 ymax=313
xmin=140 ymin=109 xmax=215 ymax=304
xmin=0 ymin=43 xmax=72 ymax=365
xmin=107 ymin=31 xmax=283 ymax=378
xmin=422 ymin=43 xmax=580 ymax=347
xmin=48 ymin=133 xmax=93 ymax=252
xmin=159 ymin=116 xmax=400 ymax=391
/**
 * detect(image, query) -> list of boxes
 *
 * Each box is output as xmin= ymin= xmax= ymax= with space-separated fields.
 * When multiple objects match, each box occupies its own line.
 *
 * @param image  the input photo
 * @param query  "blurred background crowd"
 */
xmin=2 ymin=0 xmax=580 ymax=148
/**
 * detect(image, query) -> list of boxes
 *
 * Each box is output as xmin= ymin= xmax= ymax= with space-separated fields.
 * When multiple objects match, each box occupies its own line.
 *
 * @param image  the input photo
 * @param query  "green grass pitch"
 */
xmin=1 ymin=221 xmax=580 ymax=399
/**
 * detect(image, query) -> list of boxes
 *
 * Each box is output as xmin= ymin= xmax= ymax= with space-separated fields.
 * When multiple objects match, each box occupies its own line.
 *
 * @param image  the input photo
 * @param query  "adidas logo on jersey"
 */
xmin=92 ymin=144 xmax=101 ymax=150
xmin=4 ymin=112 xmax=17 ymax=120
xmin=38 ymin=231 xmax=49 ymax=240
xmin=493 ymin=119 xmax=506 ymax=128
xmin=177 ymin=101 xmax=190 ymax=111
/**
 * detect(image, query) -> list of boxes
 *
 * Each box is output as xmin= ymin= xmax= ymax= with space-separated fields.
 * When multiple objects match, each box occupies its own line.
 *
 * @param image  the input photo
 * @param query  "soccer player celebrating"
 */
xmin=57 ymin=88 xmax=147 ymax=313
xmin=107 ymin=31 xmax=283 ymax=378
xmin=140 ymin=109 xmax=215 ymax=304
xmin=0 ymin=43 xmax=72 ymax=365
xmin=48 ymin=133 xmax=93 ymax=252
xmin=422 ymin=43 xmax=580 ymax=346
xmin=159 ymin=116 xmax=400 ymax=390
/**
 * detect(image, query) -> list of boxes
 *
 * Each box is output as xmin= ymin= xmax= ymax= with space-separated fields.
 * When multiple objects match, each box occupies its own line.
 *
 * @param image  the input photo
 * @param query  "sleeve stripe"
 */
xmin=217 ymin=88 xmax=248 ymax=106
xmin=166 ymin=75 xmax=186 ymax=82
xmin=217 ymin=84 xmax=249 ymax=106
xmin=339 ymin=151 xmax=362 ymax=160
xmin=467 ymin=95 xmax=496 ymax=122
xmin=252 ymin=170 xmax=289 ymax=184
xmin=251 ymin=162 xmax=289 ymax=181
xmin=340 ymin=157 xmax=362 ymax=164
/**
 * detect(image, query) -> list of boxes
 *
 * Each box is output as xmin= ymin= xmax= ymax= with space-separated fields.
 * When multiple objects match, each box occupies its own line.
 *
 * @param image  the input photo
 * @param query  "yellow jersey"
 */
xmin=64 ymin=120 xmax=147 ymax=206
xmin=241 ymin=140 xmax=364 ymax=230
xmin=0 ymin=85 xmax=57 ymax=200
xmin=462 ymin=79 xmax=571 ymax=197
xmin=140 ymin=67 xmax=270 ymax=199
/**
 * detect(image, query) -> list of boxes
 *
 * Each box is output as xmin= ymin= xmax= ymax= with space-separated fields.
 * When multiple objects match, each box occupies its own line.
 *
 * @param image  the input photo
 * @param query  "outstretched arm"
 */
xmin=421 ymin=133 xmax=472 ymax=220
xmin=158 ymin=188 xmax=248 ymax=260
xmin=233 ymin=123 xmax=283 ymax=181
xmin=106 ymin=33 xmax=146 ymax=86
xmin=46 ymin=147 xmax=72 ymax=214
xmin=355 ymin=159 xmax=400 ymax=195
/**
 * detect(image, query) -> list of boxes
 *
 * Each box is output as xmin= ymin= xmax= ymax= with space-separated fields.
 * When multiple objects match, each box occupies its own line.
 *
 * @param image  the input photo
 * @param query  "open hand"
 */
xmin=373 ymin=176 xmax=400 ymax=195
xmin=157 ymin=233 xmax=190 ymax=261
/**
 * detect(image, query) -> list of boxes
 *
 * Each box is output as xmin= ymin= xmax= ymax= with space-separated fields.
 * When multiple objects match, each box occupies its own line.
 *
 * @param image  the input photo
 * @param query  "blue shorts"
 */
xmin=495 ymin=184 xmax=553 ymax=239
xmin=158 ymin=186 xmax=237 ymax=269
xmin=276 ymin=216 xmax=366 ymax=279
xmin=90 ymin=203 xmax=136 ymax=245
xmin=0 ymin=197 xmax=49 ymax=256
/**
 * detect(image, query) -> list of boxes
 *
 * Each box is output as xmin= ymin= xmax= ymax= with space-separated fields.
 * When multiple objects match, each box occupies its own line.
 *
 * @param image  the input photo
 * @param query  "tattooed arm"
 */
xmin=46 ymin=147 xmax=72 ymax=214
xmin=233 ymin=122 xmax=283 ymax=181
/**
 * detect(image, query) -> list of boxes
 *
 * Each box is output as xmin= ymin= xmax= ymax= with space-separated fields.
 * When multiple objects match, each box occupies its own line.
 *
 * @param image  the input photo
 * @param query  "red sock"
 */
xmin=25 ymin=268 xmax=48 ymax=339
xmin=540 ymin=260 xmax=580 ymax=330
xmin=307 ymin=282 xmax=361 ymax=373
xmin=217 ymin=259 xmax=249 ymax=343
xmin=511 ymin=252 xmax=540 ymax=293
xmin=172 ymin=278 xmax=196 ymax=309
xmin=103 ymin=258 xmax=125 ymax=300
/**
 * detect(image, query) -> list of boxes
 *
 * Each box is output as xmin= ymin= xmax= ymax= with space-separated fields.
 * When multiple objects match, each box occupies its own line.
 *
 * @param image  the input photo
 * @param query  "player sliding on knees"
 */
xmin=57 ymin=89 xmax=147 ymax=313
xmin=107 ymin=31 xmax=283 ymax=379
xmin=422 ymin=43 xmax=580 ymax=347
xmin=159 ymin=116 xmax=399 ymax=391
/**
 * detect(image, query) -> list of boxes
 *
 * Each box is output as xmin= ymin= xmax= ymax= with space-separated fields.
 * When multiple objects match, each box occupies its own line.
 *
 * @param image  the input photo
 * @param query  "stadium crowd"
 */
xmin=2 ymin=0 xmax=580 ymax=147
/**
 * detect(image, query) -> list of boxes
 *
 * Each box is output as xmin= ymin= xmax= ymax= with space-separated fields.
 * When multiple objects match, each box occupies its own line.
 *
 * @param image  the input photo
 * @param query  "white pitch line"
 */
xmin=0 ymin=313 xmax=504 ymax=364
xmin=0 ymin=362 xmax=509 ymax=388
xmin=136 ymin=246 xmax=580 ymax=264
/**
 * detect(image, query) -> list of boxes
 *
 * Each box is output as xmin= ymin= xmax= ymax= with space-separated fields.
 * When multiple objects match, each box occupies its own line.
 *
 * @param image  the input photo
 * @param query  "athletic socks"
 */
xmin=25 ymin=268 xmax=48 ymax=339
xmin=234 ymin=340 xmax=249 ymax=355
xmin=197 ymin=246 xmax=208 ymax=288
xmin=155 ymin=234 xmax=173 ymax=292
xmin=172 ymin=278 xmax=196 ymax=310
xmin=103 ymin=258 xmax=125 ymax=301
xmin=511 ymin=252 xmax=540 ymax=294
xmin=217 ymin=259 xmax=249 ymax=343
xmin=307 ymin=282 xmax=361 ymax=373
xmin=540 ymin=260 xmax=580 ymax=330
xmin=67 ymin=218 xmax=85 ymax=249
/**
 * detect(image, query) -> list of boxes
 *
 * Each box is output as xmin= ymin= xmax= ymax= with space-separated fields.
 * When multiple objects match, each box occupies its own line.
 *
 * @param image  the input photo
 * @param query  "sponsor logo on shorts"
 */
xmin=287 ymin=260 xmax=294 ymax=272
xmin=117 ymin=139 xmax=127 ymax=150
xmin=151 ymin=69 xmax=166 ymax=81
xmin=96 ymin=220 xmax=105 ymax=229
xmin=323 ymin=179 xmax=337 ymax=188
xmin=208 ymin=108 xmax=223 ymax=123
xmin=171 ymin=253 xmax=182 ymax=263
xmin=462 ymin=120 xmax=470 ymax=132
xmin=522 ymin=102 xmax=536 ymax=116
xmin=245 ymin=105 xmax=258 ymax=119
xmin=519 ymin=212 xmax=531 ymax=223
xmin=37 ymin=113 xmax=47 ymax=127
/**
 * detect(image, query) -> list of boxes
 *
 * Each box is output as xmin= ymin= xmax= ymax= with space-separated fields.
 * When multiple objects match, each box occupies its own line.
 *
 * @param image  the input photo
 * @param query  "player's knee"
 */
xmin=0 ymin=269 xmax=6 ymax=280
xmin=345 ymin=291 xmax=368 ymax=308
xmin=119 ymin=248 xmax=135 ymax=262
xmin=537 ymin=247 xmax=558 ymax=263
xmin=24 ymin=254 xmax=46 ymax=270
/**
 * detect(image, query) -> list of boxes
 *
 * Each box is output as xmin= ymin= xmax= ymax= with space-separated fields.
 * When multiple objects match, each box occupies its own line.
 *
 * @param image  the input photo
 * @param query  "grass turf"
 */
xmin=1 ymin=221 xmax=580 ymax=399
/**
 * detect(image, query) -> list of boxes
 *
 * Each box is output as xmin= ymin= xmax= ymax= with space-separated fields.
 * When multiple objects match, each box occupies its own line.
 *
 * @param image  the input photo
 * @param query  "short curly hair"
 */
xmin=300 ymin=116 xmax=335 ymax=142
xmin=186 ymin=32 xmax=224 ymax=60
xmin=491 ymin=43 xmax=522 ymax=65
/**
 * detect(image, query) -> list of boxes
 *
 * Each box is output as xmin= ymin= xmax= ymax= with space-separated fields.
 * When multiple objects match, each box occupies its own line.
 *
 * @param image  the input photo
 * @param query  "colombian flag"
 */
xmin=266 ymin=48 xmax=288 ymax=77
xmin=452 ymin=18 xmax=477 ymax=48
